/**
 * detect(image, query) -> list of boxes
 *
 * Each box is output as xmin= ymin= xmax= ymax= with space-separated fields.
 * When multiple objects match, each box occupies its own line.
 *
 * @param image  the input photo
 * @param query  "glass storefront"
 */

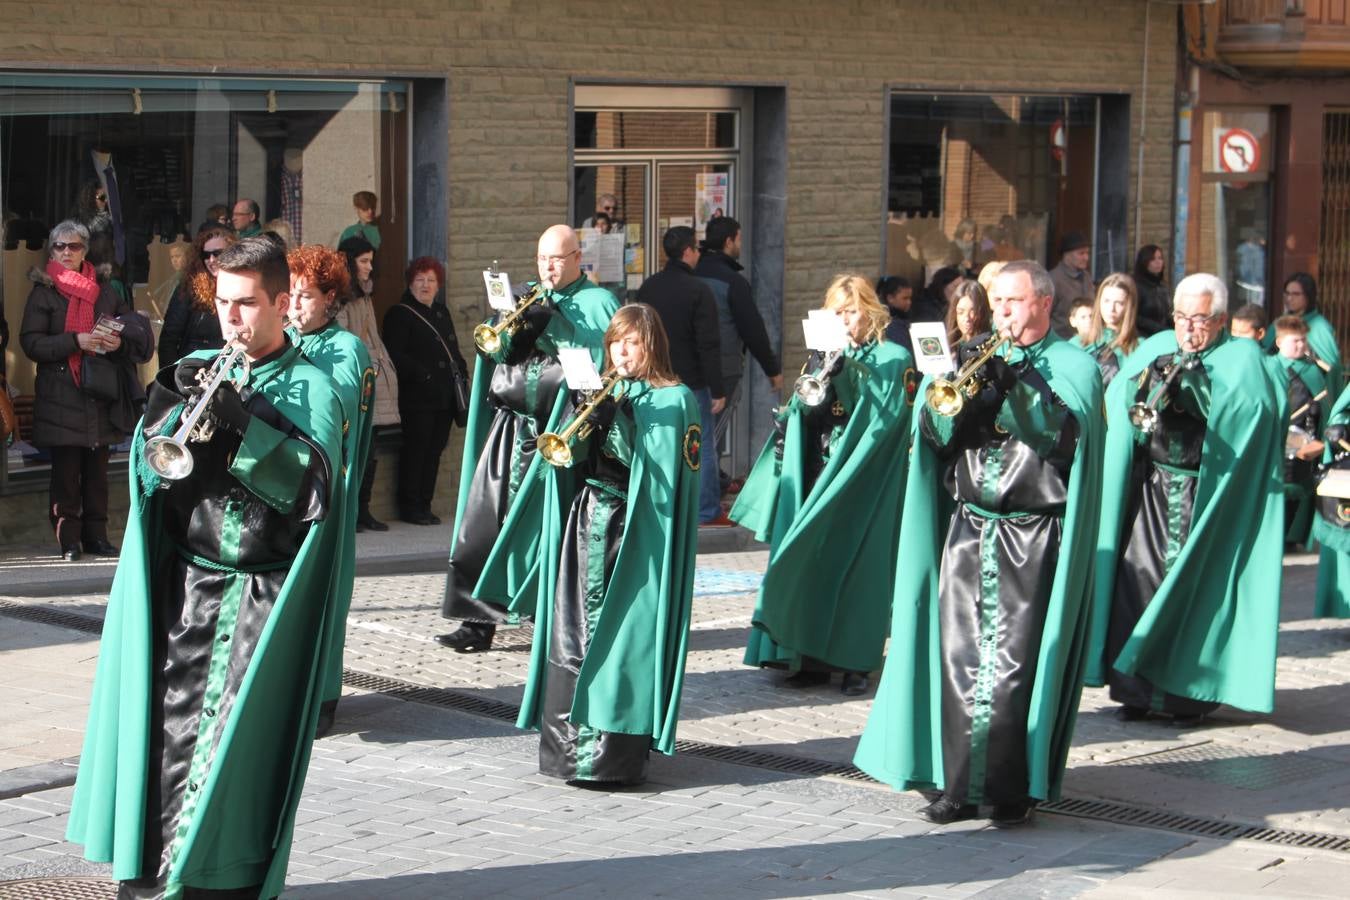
xmin=885 ymin=92 xmax=1102 ymax=286
xmin=1 ymin=73 xmax=410 ymax=487
xmin=1196 ymin=108 xmax=1274 ymax=309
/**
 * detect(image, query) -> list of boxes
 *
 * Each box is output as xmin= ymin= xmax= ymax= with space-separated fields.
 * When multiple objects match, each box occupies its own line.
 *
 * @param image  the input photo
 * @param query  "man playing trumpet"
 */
xmin=66 ymin=238 xmax=348 ymax=898
xmin=1088 ymin=273 xmax=1283 ymax=725
xmin=855 ymin=260 xmax=1104 ymax=828
xmin=439 ymin=225 xmax=619 ymax=652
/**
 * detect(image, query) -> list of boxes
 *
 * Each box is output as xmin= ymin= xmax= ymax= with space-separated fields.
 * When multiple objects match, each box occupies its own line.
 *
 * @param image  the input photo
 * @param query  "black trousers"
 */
xmin=397 ymin=408 xmax=452 ymax=517
xmin=48 ymin=445 xmax=111 ymax=549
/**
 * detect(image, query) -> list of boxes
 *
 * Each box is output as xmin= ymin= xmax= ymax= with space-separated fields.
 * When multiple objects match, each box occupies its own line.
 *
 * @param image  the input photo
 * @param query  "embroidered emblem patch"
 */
xmin=683 ymin=424 xmax=702 ymax=471
xmin=360 ymin=367 xmax=376 ymax=414
xmin=902 ymin=367 xmax=920 ymax=407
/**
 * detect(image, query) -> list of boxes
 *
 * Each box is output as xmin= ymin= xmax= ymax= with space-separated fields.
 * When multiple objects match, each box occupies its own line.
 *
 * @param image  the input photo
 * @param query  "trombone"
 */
xmin=143 ymin=341 xmax=252 ymax=481
xmin=925 ymin=333 xmax=1012 ymax=417
xmin=1128 ymin=353 xmax=1199 ymax=435
xmin=536 ymin=369 xmax=628 ymax=467
xmin=794 ymin=349 xmax=842 ymax=407
xmin=473 ymin=283 xmax=545 ymax=354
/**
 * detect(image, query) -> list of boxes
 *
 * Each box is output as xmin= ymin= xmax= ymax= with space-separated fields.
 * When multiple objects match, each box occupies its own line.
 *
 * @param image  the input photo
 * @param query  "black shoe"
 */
xmin=990 ymin=802 xmax=1035 ymax=828
xmin=435 ymin=622 xmax=496 ymax=653
xmin=357 ymin=510 xmax=389 ymax=532
xmin=60 ymin=546 xmax=82 ymax=562
xmin=1170 ymin=713 xmax=1206 ymax=727
xmin=840 ymin=672 xmax=870 ymax=696
xmin=784 ymin=670 xmax=830 ymax=688
xmin=919 ymin=796 xmax=978 ymax=825
xmin=83 ymin=539 xmax=119 ymax=556
xmin=1114 ymin=705 xmax=1149 ymax=722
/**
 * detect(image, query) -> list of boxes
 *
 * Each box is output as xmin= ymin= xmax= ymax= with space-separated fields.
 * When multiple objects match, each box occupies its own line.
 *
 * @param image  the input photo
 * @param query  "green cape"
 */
xmin=1086 ymin=331 xmax=1284 ymax=713
xmin=731 ymin=340 xmax=915 ymax=671
xmin=517 ymin=383 xmax=701 ymax=754
xmin=66 ymin=343 xmax=347 ymax=899
xmin=450 ymin=277 xmax=618 ymax=616
xmin=296 ymin=323 xmax=375 ymax=704
xmin=1262 ymin=309 xmax=1342 ymax=390
xmin=1280 ymin=354 xmax=1330 ymax=546
xmin=853 ymin=332 xmax=1103 ymax=801
xmin=1314 ymin=383 xmax=1350 ymax=616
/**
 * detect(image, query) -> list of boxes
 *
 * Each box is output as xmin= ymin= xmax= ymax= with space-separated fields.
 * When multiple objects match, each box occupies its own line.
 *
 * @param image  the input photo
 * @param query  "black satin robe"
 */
xmin=923 ymin=367 xmax=1078 ymax=807
xmin=537 ymin=407 xmax=651 ymax=784
xmin=442 ymin=352 xmax=573 ymax=622
xmin=121 ymin=358 xmax=329 ymax=899
xmin=1108 ymin=361 xmax=1219 ymax=717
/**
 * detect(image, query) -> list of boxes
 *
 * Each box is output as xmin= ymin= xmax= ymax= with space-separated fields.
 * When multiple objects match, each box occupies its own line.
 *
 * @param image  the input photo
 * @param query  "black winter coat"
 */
xmin=381 ymin=293 xmax=469 ymax=414
xmin=19 ymin=268 xmax=153 ymax=448
xmin=158 ymin=283 xmax=224 ymax=365
xmin=636 ymin=259 xmax=724 ymax=396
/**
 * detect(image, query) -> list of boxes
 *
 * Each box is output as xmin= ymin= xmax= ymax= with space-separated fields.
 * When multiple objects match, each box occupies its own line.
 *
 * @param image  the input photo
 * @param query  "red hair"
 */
xmin=405 ymin=256 xmax=445 ymax=288
xmin=287 ymin=245 xmax=351 ymax=299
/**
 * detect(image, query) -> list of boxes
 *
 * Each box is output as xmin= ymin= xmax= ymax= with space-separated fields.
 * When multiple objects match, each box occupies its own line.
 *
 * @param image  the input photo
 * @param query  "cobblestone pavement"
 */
xmin=3 ymin=550 xmax=1350 ymax=896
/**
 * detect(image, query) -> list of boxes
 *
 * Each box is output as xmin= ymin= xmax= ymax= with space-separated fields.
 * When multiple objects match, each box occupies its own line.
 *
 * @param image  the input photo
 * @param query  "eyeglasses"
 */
xmin=537 ymin=250 xmax=579 ymax=264
xmin=202 ymin=248 xmax=226 ymax=259
xmin=95 ymin=194 xmax=107 ymax=202
xmin=601 ymin=205 xmax=615 ymax=212
xmin=1172 ymin=311 xmax=1220 ymax=328
xmin=51 ymin=242 xmax=85 ymax=252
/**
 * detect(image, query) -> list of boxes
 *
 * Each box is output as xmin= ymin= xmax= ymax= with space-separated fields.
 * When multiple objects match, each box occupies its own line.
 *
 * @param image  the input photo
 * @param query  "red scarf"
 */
xmin=49 ymin=259 xmax=100 ymax=387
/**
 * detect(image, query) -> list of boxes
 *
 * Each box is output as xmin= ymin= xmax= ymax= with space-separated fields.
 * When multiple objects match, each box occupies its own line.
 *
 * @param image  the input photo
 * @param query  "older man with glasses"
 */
xmin=438 ymin=224 xmax=619 ymax=653
xmin=1088 ymin=272 xmax=1284 ymax=726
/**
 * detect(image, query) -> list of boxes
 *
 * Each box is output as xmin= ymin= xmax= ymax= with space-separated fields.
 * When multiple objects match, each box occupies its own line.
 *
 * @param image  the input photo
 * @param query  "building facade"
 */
xmin=0 ymin=1 xmax=1177 ymax=544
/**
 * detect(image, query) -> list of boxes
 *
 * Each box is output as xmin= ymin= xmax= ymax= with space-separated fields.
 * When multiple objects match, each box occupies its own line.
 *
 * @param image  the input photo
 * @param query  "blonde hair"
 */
xmin=823 ymin=274 xmax=889 ymax=345
xmin=977 ymin=260 xmax=1007 ymax=295
xmin=1087 ymin=272 xmax=1140 ymax=356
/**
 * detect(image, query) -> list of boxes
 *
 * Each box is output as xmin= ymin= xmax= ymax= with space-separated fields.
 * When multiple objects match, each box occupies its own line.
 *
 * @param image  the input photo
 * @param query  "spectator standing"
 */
xmin=337 ymin=235 xmax=399 ymax=531
xmin=912 ymin=266 xmax=962 ymax=324
xmin=381 ymin=257 xmax=468 ymax=525
xmin=638 ymin=226 xmax=726 ymax=524
xmin=1133 ymin=244 xmax=1171 ymax=336
xmin=1049 ymin=231 xmax=1093 ymax=338
xmin=945 ymin=280 xmax=990 ymax=348
xmin=231 ymin=198 xmax=261 ymax=237
xmin=877 ymin=275 xmax=914 ymax=356
xmin=339 ymin=191 xmax=382 ymax=250
xmin=199 ymin=204 xmax=229 ymax=232
xmin=20 ymin=220 xmax=152 ymax=560
xmin=158 ymin=226 xmax=236 ymax=366
xmin=581 ymin=193 xmax=619 ymax=229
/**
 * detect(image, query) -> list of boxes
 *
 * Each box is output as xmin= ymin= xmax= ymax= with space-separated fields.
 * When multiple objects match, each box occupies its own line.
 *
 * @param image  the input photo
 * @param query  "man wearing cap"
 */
xmin=1049 ymin=231 xmax=1093 ymax=339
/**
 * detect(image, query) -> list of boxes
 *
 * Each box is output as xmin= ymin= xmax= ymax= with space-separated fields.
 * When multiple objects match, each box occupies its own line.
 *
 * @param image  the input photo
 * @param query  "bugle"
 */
xmin=925 ymin=334 xmax=1012 ymax=417
xmin=473 ymin=283 xmax=544 ymax=354
xmin=793 ymin=349 xmax=842 ymax=407
xmin=536 ymin=369 xmax=629 ymax=467
xmin=143 ymin=342 xmax=252 ymax=481
xmin=1128 ymin=353 xmax=1199 ymax=435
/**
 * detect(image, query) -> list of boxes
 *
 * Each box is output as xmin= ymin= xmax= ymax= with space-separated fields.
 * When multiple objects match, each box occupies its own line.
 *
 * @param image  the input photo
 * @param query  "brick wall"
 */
xmin=0 ymin=0 xmax=1179 ymax=544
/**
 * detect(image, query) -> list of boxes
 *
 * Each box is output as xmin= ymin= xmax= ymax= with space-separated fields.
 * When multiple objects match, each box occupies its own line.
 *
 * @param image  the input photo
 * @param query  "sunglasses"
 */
xmin=52 ymin=241 xmax=85 ymax=252
xmin=202 ymin=248 xmax=226 ymax=259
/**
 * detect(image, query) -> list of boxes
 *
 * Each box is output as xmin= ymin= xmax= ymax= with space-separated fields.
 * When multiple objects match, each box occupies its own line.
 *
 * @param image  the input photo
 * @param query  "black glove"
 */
xmin=957 ymin=333 xmax=995 ymax=366
xmin=587 ymin=394 xmax=620 ymax=433
xmin=1150 ymin=354 xmax=1184 ymax=399
xmin=173 ymin=357 xmax=212 ymax=397
xmin=982 ymin=354 xmax=1021 ymax=397
xmin=207 ymin=382 xmax=252 ymax=436
xmin=518 ymin=298 xmax=558 ymax=335
xmin=1327 ymin=425 xmax=1349 ymax=456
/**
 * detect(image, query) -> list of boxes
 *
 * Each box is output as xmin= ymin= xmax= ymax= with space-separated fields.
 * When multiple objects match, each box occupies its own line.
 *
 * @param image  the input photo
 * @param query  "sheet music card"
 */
xmin=558 ymin=347 xmax=605 ymax=391
xmin=801 ymin=309 xmax=849 ymax=352
xmin=482 ymin=270 xmax=516 ymax=312
xmin=909 ymin=322 xmax=955 ymax=376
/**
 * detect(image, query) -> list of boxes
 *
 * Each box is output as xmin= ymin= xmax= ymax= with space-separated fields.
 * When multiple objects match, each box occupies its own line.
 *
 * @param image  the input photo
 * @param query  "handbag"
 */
xmin=390 ymin=304 xmax=469 ymax=427
xmin=80 ymin=354 xmax=123 ymax=404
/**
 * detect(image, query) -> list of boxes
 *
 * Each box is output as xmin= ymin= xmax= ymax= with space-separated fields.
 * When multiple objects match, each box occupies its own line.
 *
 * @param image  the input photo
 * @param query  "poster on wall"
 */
xmin=580 ymin=229 xmax=625 ymax=283
xmin=695 ymin=172 xmax=729 ymax=236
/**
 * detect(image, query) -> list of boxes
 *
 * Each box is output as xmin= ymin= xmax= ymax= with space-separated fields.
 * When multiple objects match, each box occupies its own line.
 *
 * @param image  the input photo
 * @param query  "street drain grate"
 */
xmin=0 ymin=877 xmax=114 ymax=899
xmin=0 ymin=599 xmax=102 ymax=635
xmin=1109 ymin=741 xmax=1345 ymax=790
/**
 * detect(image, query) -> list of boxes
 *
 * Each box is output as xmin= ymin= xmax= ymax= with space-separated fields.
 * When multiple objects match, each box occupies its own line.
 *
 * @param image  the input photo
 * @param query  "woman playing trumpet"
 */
xmin=516 ymin=303 xmax=701 ymax=786
xmin=731 ymin=275 xmax=916 ymax=696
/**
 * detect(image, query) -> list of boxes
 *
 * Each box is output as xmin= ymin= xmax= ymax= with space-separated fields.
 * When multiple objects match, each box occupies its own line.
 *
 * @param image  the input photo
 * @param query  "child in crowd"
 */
xmin=1230 ymin=303 xmax=1269 ymax=344
xmin=1068 ymin=297 xmax=1093 ymax=346
xmin=1276 ymin=314 xmax=1330 ymax=548
xmin=339 ymin=191 xmax=381 ymax=250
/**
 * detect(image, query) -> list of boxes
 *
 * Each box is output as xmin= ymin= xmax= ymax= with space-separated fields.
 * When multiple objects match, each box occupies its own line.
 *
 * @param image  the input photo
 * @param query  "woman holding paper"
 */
xmin=516 ymin=303 xmax=701 ymax=785
xmin=731 ymin=274 xmax=917 ymax=696
xmin=20 ymin=219 xmax=151 ymax=560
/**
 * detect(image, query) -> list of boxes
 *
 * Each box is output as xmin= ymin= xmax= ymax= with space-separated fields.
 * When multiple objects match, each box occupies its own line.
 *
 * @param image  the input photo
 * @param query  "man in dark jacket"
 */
xmin=638 ymin=226 xmax=725 ymax=523
xmin=695 ymin=217 xmax=783 ymax=485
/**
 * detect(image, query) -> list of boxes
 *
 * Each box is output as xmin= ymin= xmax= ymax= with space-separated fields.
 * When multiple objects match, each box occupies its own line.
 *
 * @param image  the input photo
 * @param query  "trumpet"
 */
xmin=536 ymin=369 xmax=629 ymax=467
xmin=925 ymin=334 xmax=1012 ymax=417
xmin=1128 ymin=353 xmax=1199 ymax=435
xmin=794 ymin=350 xmax=842 ymax=407
xmin=143 ymin=342 xmax=252 ymax=481
xmin=473 ymin=283 xmax=545 ymax=354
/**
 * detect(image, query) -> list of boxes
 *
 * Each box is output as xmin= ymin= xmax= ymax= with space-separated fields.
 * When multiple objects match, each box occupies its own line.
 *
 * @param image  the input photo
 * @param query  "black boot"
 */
xmin=919 ymin=795 xmax=978 ymax=825
xmin=840 ymin=672 xmax=870 ymax=696
xmin=357 ymin=459 xmax=389 ymax=532
xmin=436 ymin=621 xmax=496 ymax=652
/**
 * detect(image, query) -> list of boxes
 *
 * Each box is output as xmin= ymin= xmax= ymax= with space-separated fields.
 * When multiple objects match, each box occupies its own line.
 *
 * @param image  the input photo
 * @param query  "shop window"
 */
xmin=1196 ymin=108 xmax=1274 ymax=309
xmin=1 ymin=73 xmax=410 ymax=486
xmin=575 ymin=110 xmax=737 ymax=150
xmin=885 ymin=92 xmax=1101 ymax=287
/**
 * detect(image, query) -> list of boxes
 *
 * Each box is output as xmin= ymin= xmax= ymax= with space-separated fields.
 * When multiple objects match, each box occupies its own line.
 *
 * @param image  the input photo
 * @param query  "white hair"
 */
xmin=1173 ymin=272 xmax=1228 ymax=315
